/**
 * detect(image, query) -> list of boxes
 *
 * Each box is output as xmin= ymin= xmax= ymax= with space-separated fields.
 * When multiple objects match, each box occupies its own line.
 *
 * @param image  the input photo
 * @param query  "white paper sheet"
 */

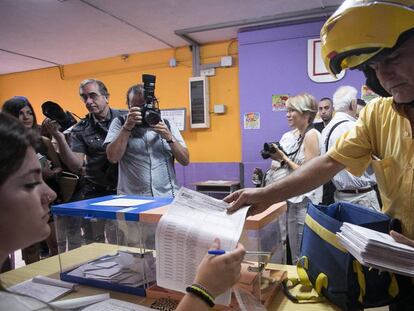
xmin=337 ymin=222 xmax=414 ymax=277
xmin=81 ymin=298 xmax=152 ymax=311
xmin=32 ymin=275 xmax=75 ymax=289
xmin=49 ymin=293 xmax=110 ymax=309
xmin=155 ymin=187 xmax=249 ymax=306
xmin=9 ymin=276 xmax=75 ymax=302
xmin=91 ymin=198 xmax=154 ymax=207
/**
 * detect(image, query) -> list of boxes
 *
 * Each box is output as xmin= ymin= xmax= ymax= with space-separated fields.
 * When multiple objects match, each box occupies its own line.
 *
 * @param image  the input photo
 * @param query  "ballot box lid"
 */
xmin=51 ymin=195 xmax=173 ymax=221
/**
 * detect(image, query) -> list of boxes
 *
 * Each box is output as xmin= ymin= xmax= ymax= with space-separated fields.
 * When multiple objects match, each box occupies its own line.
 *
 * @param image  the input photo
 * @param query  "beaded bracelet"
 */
xmin=192 ymin=283 xmax=215 ymax=301
xmin=185 ymin=284 xmax=215 ymax=307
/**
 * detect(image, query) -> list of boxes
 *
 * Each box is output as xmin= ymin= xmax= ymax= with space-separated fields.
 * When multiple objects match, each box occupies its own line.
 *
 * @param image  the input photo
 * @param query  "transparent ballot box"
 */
xmin=51 ymin=195 xmax=172 ymax=296
xmin=138 ymin=201 xmax=287 ymax=306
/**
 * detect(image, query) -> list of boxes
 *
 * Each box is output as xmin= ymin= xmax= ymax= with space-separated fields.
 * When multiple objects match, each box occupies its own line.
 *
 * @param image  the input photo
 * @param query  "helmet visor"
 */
xmin=321 ymin=0 xmax=414 ymax=74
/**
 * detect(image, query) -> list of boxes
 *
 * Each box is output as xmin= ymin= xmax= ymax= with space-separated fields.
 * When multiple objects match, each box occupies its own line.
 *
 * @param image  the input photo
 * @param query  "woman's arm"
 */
xmin=42 ymin=136 xmax=62 ymax=170
xmin=303 ymin=130 xmax=320 ymax=161
xmin=176 ymin=240 xmax=245 ymax=311
xmin=41 ymin=136 xmax=62 ymax=179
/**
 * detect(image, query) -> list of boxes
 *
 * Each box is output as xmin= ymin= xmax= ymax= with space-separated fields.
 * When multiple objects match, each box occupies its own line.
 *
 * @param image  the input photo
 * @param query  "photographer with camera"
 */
xmin=44 ymin=79 xmax=125 ymax=244
xmin=261 ymin=93 xmax=322 ymax=264
xmin=106 ymin=78 xmax=189 ymax=198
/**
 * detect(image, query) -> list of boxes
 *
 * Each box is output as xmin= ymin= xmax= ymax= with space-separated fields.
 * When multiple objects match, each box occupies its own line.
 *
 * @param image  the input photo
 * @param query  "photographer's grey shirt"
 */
xmin=104 ymin=117 xmax=186 ymax=197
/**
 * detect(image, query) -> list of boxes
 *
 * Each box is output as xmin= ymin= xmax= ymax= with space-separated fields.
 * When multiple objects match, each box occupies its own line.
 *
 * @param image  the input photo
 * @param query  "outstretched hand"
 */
xmin=224 ymin=187 xmax=274 ymax=215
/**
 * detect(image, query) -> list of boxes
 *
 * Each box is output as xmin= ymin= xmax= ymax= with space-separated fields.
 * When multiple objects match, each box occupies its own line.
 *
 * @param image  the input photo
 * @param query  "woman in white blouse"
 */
xmin=270 ymin=93 xmax=322 ymax=264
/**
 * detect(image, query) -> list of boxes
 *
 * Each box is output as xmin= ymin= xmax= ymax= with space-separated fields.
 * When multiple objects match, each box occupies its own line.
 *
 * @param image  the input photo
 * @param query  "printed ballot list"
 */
xmin=155 ymin=187 xmax=249 ymax=305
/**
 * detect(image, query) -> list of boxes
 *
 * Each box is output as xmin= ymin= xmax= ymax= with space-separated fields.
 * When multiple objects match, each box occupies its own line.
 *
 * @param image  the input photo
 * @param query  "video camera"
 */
xmin=260 ymin=142 xmax=285 ymax=159
xmin=141 ymin=74 xmax=161 ymax=127
xmin=41 ymin=101 xmax=77 ymax=131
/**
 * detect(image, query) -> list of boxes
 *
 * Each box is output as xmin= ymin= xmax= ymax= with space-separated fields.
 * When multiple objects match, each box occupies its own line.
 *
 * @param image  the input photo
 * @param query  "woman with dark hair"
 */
xmin=0 ymin=112 xmax=245 ymax=310
xmin=0 ymin=112 xmax=57 ymax=308
xmin=2 ymin=96 xmax=62 ymax=263
xmin=2 ymin=96 xmax=39 ymax=129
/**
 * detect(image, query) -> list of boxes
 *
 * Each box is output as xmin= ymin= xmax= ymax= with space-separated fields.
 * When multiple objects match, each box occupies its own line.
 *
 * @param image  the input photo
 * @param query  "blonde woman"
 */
xmin=269 ymin=93 xmax=322 ymax=264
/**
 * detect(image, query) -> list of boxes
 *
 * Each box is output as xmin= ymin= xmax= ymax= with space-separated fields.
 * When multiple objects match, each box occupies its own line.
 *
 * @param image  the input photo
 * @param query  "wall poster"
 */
xmin=244 ymin=112 xmax=260 ymax=130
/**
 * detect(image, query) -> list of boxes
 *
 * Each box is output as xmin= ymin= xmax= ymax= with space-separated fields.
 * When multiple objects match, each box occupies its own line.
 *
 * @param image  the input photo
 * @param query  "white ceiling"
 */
xmin=0 ymin=0 xmax=344 ymax=75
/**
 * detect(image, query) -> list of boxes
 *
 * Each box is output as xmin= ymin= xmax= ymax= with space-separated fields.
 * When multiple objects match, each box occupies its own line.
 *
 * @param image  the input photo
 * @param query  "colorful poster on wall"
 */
xmin=361 ymin=85 xmax=379 ymax=103
xmin=244 ymin=112 xmax=260 ymax=129
xmin=272 ymin=94 xmax=289 ymax=111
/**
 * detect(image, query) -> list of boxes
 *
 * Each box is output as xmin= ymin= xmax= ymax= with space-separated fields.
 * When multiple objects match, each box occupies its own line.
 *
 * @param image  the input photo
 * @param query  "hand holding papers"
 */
xmin=337 ymin=223 xmax=414 ymax=277
xmin=155 ymin=187 xmax=249 ymax=305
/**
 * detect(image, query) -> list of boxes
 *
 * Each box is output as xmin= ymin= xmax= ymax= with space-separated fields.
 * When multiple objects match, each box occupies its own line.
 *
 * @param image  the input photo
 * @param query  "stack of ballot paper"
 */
xmin=337 ymin=222 xmax=414 ymax=277
xmin=48 ymin=293 xmax=153 ymax=310
xmin=67 ymin=251 xmax=156 ymax=287
xmin=9 ymin=275 xmax=75 ymax=302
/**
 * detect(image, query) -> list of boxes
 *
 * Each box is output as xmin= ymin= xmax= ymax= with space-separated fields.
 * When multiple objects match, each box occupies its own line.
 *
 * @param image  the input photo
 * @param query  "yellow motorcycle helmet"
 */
xmin=321 ymin=0 xmax=414 ymax=76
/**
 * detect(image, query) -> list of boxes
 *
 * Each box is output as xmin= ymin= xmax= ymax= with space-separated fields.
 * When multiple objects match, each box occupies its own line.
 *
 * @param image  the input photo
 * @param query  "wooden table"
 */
xmin=0 ymin=243 xmax=342 ymax=310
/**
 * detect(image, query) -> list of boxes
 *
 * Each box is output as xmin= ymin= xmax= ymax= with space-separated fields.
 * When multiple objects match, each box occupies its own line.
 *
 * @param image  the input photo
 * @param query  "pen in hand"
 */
xmin=208 ymin=249 xmax=271 ymax=256
xmin=208 ymin=249 xmax=226 ymax=255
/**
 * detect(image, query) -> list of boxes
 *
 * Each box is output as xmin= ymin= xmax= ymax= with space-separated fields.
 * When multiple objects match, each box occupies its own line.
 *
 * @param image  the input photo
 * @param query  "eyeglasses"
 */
xmin=80 ymin=92 xmax=104 ymax=102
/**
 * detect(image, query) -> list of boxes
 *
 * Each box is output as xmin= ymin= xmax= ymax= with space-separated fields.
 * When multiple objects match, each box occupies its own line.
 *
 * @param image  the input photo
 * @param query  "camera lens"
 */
xmin=261 ymin=150 xmax=270 ymax=159
xmin=144 ymin=110 xmax=161 ymax=126
xmin=264 ymin=142 xmax=277 ymax=154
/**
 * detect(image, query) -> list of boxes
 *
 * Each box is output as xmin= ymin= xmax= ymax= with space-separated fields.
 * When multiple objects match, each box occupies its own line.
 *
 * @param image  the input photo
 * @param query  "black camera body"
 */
xmin=141 ymin=74 xmax=161 ymax=127
xmin=260 ymin=142 xmax=285 ymax=159
xmin=42 ymin=101 xmax=77 ymax=131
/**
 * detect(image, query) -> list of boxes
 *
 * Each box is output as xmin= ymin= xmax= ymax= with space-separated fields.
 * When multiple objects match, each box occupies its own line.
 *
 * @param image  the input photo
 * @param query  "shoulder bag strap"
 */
xmin=324 ymin=120 xmax=350 ymax=152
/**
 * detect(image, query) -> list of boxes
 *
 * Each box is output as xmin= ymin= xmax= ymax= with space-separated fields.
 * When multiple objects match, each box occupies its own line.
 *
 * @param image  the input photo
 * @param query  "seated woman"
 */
xmin=0 ymin=112 xmax=56 ymax=308
xmin=2 ymin=96 xmax=62 ymax=262
xmin=0 ymin=112 xmax=245 ymax=310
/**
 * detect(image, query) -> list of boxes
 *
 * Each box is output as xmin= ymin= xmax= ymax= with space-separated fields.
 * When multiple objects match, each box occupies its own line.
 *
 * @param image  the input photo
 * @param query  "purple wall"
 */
xmin=175 ymin=162 xmax=243 ymax=189
xmin=238 ymin=20 xmax=366 ymax=187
